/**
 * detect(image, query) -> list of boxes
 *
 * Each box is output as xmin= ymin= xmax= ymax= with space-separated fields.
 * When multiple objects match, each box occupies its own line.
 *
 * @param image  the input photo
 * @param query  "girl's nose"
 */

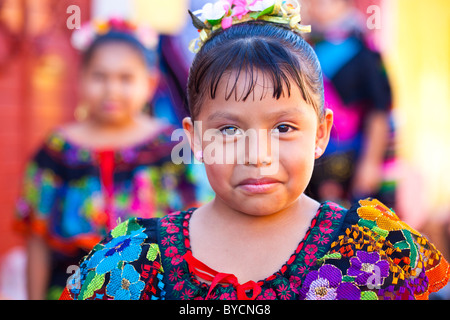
xmin=245 ymin=129 xmax=274 ymax=167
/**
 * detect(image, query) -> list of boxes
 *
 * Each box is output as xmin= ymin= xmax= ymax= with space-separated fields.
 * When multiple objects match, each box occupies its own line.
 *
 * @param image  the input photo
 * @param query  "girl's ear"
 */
xmin=182 ymin=117 xmax=202 ymax=160
xmin=315 ymin=109 xmax=334 ymax=159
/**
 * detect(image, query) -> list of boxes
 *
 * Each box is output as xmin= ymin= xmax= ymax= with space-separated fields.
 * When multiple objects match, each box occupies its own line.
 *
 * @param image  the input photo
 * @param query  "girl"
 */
xmin=60 ymin=2 xmax=448 ymax=300
xmin=15 ymin=19 xmax=203 ymax=300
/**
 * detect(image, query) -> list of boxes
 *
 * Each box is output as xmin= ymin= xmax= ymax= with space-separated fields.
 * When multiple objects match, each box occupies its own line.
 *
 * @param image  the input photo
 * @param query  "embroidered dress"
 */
xmin=60 ymin=198 xmax=450 ymax=300
xmin=15 ymin=125 xmax=208 ymax=299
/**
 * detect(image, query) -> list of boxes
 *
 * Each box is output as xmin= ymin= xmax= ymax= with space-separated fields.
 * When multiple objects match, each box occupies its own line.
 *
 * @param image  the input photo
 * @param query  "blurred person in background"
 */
xmin=304 ymin=0 xmax=395 ymax=209
xmin=14 ymin=18 xmax=204 ymax=300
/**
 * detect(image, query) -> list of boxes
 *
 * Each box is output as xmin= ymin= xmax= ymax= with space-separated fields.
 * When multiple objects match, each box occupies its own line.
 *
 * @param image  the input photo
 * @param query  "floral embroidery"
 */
xmin=300 ymin=265 xmax=361 ymax=300
xmin=106 ymin=264 xmax=145 ymax=300
xmin=347 ymin=251 xmax=390 ymax=286
xmin=276 ymin=284 xmax=292 ymax=300
xmin=87 ymin=228 xmax=148 ymax=274
xmin=357 ymin=198 xmax=419 ymax=235
xmin=159 ymin=202 xmax=344 ymax=300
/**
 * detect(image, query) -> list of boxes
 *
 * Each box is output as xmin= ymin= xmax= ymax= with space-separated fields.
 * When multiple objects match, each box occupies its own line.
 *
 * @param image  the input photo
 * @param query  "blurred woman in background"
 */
xmin=304 ymin=0 xmax=395 ymax=209
xmin=14 ymin=18 xmax=205 ymax=300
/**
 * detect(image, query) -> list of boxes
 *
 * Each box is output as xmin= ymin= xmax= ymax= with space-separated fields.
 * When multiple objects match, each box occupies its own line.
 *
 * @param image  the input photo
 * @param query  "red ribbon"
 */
xmin=183 ymin=251 xmax=262 ymax=300
xmin=97 ymin=150 xmax=115 ymax=230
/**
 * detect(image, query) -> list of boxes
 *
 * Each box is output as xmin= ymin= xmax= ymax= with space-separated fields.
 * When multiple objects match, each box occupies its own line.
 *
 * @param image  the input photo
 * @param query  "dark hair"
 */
xmin=82 ymin=31 xmax=158 ymax=69
xmin=187 ymin=21 xmax=324 ymax=120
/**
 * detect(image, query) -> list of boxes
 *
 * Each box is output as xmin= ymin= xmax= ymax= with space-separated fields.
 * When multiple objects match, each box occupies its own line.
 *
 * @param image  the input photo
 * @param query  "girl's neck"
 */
xmin=85 ymin=114 xmax=141 ymax=133
xmin=204 ymin=193 xmax=319 ymax=234
xmin=62 ymin=114 xmax=163 ymax=150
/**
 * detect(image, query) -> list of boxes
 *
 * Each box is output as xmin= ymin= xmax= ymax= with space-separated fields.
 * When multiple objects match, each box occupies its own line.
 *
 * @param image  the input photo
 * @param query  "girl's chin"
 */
xmin=230 ymin=197 xmax=290 ymax=217
xmin=91 ymin=113 xmax=132 ymax=126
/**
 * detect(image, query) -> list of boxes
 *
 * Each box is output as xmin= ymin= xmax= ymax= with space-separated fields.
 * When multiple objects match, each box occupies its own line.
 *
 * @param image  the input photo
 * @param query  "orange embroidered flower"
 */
xmin=357 ymin=198 xmax=420 ymax=236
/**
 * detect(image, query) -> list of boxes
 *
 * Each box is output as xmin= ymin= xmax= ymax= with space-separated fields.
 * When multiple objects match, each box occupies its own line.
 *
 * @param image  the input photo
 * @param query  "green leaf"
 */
xmin=249 ymin=11 xmax=260 ymax=19
xmin=342 ymin=275 xmax=356 ymax=283
xmin=361 ymin=291 xmax=379 ymax=300
xmin=146 ymin=243 xmax=160 ymax=261
xmin=111 ymin=220 xmax=128 ymax=238
xmin=250 ymin=5 xmax=275 ymax=20
xmin=80 ymin=271 xmax=105 ymax=300
xmin=207 ymin=18 xmax=222 ymax=26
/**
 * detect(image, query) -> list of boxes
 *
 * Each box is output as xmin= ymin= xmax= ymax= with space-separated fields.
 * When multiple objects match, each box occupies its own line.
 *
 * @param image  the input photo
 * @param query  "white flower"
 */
xmin=281 ymin=0 xmax=301 ymax=16
xmin=248 ymin=0 xmax=275 ymax=12
xmin=71 ymin=22 xmax=96 ymax=51
xmin=135 ymin=26 xmax=159 ymax=50
xmin=193 ymin=1 xmax=230 ymax=21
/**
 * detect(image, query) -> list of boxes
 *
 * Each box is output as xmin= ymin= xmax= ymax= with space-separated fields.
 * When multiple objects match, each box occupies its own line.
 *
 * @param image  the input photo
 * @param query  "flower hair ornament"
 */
xmin=71 ymin=18 xmax=159 ymax=52
xmin=188 ymin=0 xmax=311 ymax=53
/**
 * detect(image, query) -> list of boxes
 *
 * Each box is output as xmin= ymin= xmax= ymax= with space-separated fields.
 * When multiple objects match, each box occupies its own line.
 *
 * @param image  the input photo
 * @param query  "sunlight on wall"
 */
xmin=382 ymin=0 xmax=450 ymax=222
xmin=92 ymin=0 xmax=188 ymax=34
xmin=135 ymin=0 xmax=189 ymax=34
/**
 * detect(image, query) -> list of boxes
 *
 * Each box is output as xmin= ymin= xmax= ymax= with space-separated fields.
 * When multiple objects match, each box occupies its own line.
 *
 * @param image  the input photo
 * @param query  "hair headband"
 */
xmin=188 ymin=0 xmax=311 ymax=53
xmin=71 ymin=18 xmax=159 ymax=53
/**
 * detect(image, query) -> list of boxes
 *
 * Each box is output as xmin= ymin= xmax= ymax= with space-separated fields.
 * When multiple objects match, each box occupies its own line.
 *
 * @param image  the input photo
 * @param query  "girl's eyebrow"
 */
xmin=264 ymin=108 xmax=306 ymax=122
xmin=207 ymin=111 xmax=241 ymax=122
xmin=206 ymin=108 xmax=305 ymax=123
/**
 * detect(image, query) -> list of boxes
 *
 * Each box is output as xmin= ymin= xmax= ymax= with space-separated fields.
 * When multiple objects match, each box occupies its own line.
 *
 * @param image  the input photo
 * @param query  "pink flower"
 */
xmin=319 ymin=220 xmax=333 ymax=234
xmin=229 ymin=0 xmax=249 ymax=19
xmin=174 ymin=281 xmax=184 ymax=291
xmin=161 ymin=235 xmax=176 ymax=246
xmin=289 ymin=275 xmax=302 ymax=294
xmin=169 ymin=267 xmax=184 ymax=282
xmin=166 ymin=225 xmax=179 ymax=234
xmin=276 ymin=284 xmax=292 ymax=300
xmin=297 ymin=266 xmax=307 ymax=274
xmin=165 ymin=246 xmax=178 ymax=257
xmin=171 ymin=254 xmax=184 ymax=265
xmin=305 ymin=254 xmax=317 ymax=266
xmin=221 ymin=16 xmax=233 ymax=29
xmin=313 ymin=233 xmax=330 ymax=245
xmin=219 ymin=292 xmax=237 ymax=300
xmin=181 ymin=289 xmax=195 ymax=300
xmin=257 ymin=288 xmax=276 ymax=300
xmin=325 ymin=210 xmax=342 ymax=220
xmin=305 ymin=244 xmax=318 ymax=255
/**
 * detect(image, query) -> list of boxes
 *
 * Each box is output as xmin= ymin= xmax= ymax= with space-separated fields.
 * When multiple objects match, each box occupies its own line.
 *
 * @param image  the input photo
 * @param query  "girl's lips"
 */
xmin=237 ymin=178 xmax=281 ymax=194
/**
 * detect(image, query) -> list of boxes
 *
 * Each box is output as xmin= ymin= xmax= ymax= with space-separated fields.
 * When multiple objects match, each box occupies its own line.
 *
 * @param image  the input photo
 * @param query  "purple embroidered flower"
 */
xmin=300 ymin=264 xmax=361 ymax=300
xmin=347 ymin=251 xmax=390 ymax=287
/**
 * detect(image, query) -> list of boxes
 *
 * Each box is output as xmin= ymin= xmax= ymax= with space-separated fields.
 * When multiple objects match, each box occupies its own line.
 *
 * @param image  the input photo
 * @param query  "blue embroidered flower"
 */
xmin=87 ymin=228 xmax=148 ymax=274
xmin=106 ymin=264 xmax=145 ymax=300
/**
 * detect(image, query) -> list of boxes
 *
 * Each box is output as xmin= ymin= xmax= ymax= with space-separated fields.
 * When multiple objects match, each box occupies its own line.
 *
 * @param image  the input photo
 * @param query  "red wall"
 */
xmin=0 ymin=0 xmax=91 ymax=257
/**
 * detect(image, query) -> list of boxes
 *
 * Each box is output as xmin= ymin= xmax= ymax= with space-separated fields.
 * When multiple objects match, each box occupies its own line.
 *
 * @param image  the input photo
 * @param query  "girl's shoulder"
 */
xmin=313 ymin=198 xmax=450 ymax=300
xmin=60 ymin=216 xmax=167 ymax=300
xmin=60 ymin=210 xmax=191 ymax=300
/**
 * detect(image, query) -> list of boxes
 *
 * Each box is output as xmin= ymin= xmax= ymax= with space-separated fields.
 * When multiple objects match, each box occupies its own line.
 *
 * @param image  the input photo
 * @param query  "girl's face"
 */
xmin=80 ymin=42 xmax=157 ymax=126
xmin=184 ymin=71 xmax=333 ymax=217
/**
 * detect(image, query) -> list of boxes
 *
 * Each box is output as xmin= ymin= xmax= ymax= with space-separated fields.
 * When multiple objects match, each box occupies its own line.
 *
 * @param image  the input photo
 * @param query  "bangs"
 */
xmin=209 ymin=38 xmax=305 ymax=102
xmin=194 ymin=37 xmax=311 ymax=107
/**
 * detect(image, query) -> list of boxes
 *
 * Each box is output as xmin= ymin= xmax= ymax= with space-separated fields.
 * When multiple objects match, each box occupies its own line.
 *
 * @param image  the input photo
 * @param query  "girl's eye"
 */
xmin=220 ymin=126 xmax=242 ymax=136
xmin=273 ymin=124 xmax=296 ymax=134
